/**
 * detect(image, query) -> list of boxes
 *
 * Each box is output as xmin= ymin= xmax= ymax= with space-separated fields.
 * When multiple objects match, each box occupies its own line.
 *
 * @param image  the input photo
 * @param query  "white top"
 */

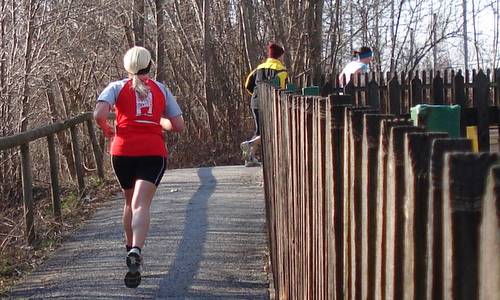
xmin=339 ymin=61 xmax=369 ymax=87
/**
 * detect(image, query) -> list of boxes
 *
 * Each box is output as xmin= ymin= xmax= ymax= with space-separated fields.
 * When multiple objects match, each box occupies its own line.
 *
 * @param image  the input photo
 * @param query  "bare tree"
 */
xmin=492 ymin=0 xmax=499 ymax=69
xmin=463 ymin=0 xmax=469 ymax=70
xmin=471 ymin=0 xmax=482 ymax=68
xmin=240 ymin=0 xmax=259 ymax=69
xmin=155 ymin=0 xmax=166 ymax=82
xmin=133 ymin=0 xmax=145 ymax=46
xmin=203 ymin=0 xmax=217 ymax=142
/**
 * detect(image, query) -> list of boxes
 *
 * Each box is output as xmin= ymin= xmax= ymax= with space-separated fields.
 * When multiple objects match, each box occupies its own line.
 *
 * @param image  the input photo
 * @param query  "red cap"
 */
xmin=268 ymin=43 xmax=284 ymax=59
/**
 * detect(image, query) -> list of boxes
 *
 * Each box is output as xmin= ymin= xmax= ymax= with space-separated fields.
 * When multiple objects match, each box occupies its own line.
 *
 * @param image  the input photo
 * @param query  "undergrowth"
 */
xmin=0 ymin=175 xmax=120 ymax=296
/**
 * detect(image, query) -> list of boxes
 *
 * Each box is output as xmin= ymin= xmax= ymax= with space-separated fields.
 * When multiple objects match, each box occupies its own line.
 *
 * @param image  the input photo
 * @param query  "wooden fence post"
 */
xmin=292 ymin=95 xmax=303 ymax=298
xmin=304 ymin=97 xmax=314 ymax=299
xmin=473 ymin=70 xmax=490 ymax=151
xmin=313 ymin=98 xmax=327 ymax=298
xmin=288 ymin=93 xmax=300 ymax=298
xmin=366 ymin=77 xmax=380 ymax=110
xmin=345 ymin=75 xmax=355 ymax=99
xmin=361 ymin=114 xmax=390 ymax=300
xmin=276 ymin=90 xmax=287 ymax=298
xmin=403 ymin=132 xmax=448 ymax=299
xmin=263 ymin=86 xmax=278 ymax=297
xmin=346 ymin=107 xmax=376 ymax=300
xmin=426 ymin=138 xmax=472 ymax=300
xmin=388 ymin=74 xmax=402 ymax=115
xmin=46 ymin=134 xmax=61 ymax=220
xmin=374 ymin=118 xmax=411 ymax=300
xmin=453 ymin=71 xmax=467 ymax=136
xmin=443 ymin=152 xmax=499 ymax=300
xmin=385 ymin=125 xmax=423 ymax=300
xmin=276 ymin=91 xmax=288 ymax=297
xmin=432 ymin=71 xmax=445 ymax=104
xmin=479 ymin=165 xmax=500 ymax=300
xmin=20 ymin=143 xmax=35 ymax=244
xmin=69 ymin=125 xmax=85 ymax=194
xmin=444 ymin=70 xmax=450 ymax=104
xmin=297 ymin=95 xmax=308 ymax=299
xmin=343 ymin=107 xmax=352 ymax=300
xmin=326 ymin=101 xmax=350 ymax=300
xmin=378 ymin=72 xmax=387 ymax=113
xmin=86 ymin=119 xmax=104 ymax=179
xmin=410 ymin=73 xmax=423 ymax=108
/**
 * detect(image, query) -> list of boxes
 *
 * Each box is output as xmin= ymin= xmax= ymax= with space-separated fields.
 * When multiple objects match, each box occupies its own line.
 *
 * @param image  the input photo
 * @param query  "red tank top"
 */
xmin=111 ymin=79 xmax=168 ymax=157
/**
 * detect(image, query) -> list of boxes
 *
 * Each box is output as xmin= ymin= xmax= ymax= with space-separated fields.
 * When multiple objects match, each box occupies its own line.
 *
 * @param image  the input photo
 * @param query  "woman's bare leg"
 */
xmin=122 ymin=189 xmax=134 ymax=247
xmin=131 ymin=180 xmax=157 ymax=248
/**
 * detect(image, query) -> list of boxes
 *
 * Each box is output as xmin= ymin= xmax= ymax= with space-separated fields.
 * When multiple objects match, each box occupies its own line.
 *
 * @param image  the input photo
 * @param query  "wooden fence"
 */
xmin=323 ymin=69 xmax=499 ymax=152
xmin=0 ymin=112 xmax=104 ymax=244
xmin=260 ymin=74 xmax=499 ymax=299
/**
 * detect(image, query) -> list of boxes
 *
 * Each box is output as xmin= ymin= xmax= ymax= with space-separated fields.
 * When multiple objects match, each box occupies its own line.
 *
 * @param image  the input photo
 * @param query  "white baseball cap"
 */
xmin=123 ymin=46 xmax=151 ymax=75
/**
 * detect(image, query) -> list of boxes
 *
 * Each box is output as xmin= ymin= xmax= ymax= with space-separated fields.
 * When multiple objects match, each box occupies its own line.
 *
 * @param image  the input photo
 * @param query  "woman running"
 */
xmin=93 ymin=46 xmax=184 ymax=288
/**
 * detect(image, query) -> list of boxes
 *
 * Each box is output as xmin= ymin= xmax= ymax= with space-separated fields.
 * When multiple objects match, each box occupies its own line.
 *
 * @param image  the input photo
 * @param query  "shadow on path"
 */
xmin=155 ymin=168 xmax=215 ymax=297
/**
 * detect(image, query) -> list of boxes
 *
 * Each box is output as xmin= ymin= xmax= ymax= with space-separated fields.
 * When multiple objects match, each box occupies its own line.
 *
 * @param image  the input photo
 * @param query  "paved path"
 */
xmin=8 ymin=166 xmax=269 ymax=299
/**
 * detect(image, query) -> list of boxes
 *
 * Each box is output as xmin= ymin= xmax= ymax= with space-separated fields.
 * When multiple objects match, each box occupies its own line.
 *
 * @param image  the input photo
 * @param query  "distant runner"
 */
xmin=338 ymin=46 xmax=373 ymax=88
xmin=242 ymin=42 xmax=288 ymax=167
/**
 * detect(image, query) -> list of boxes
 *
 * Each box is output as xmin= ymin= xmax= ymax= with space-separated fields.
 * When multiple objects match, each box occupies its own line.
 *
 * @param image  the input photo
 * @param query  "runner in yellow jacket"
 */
xmin=241 ymin=43 xmax=288 ymax=167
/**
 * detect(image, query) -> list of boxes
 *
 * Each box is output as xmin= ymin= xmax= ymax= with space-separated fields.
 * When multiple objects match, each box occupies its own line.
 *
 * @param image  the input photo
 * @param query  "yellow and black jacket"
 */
xmin=245 ymin=58 xmax=288 ymax=109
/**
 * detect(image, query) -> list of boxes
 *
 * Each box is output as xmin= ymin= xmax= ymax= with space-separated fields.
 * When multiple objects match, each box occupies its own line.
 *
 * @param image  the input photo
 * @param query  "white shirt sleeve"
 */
xmin=97 ymin=80 xmax=127 ymax=106
xmin=154 ymin=80 xmax=183 ymax=118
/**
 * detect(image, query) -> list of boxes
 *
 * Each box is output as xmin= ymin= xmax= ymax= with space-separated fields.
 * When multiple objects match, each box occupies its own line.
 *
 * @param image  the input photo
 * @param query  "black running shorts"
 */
xmin=111 ymin=156 xmax=166 ymax=189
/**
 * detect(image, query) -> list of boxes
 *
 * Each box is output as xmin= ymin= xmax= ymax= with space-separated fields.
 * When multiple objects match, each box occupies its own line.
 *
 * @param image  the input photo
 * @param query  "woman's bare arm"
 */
xmin=160 ymin=115 xmax=184 ymax=133
xmin=93 ymin=101 xmax=114 ymax=138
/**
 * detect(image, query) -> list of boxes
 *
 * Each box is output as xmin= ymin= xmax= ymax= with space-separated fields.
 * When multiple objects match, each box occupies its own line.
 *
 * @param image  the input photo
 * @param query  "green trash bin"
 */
xmin=286 ymin=83 xmax=297 ymax=92
xmin=302 ymin=86 xmax=320 ymax=96
xmin=410 ymin=104 xmax=461 ymax=138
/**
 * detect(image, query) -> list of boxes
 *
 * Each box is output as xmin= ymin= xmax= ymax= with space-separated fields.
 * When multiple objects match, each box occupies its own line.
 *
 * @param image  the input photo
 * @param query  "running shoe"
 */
xmin=245 ymin=156 xmax=261 ymax=167
xmin=240 ymin=141 xmax=252 ymax=161
xmin=124 ymin=248 xmax=142 ymax=288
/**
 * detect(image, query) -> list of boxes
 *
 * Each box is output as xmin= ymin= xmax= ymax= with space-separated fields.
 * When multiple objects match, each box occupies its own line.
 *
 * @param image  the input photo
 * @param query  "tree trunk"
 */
xmin=493 ymin=0 xmax=499 ymax=70
xmin=390 ymin=0 xmax=396 ymax=72
xmin=330 ymin=0 xmax=342 ymax=73
xmin=349 ymin=0 xmax=354 ymax=53
xmin=471 ymin=0 xmax=481 ymax=69
xmin=45 ymin=76 xmax=76 ymax=181
xmin=203 ymin=0 xmax=217 ymax=143
xmin=272 ymin=0 xmax=290 ymax=68
xmin=155 ymin=0 xmax=166 ymax=82
xmin=306 ymin=0 xmax=324 ymax=86
xmin=121 ymin=14 xmax=134 ymax=48
xmin=373 ymin=0 xmax=382 ymax=73
xmin=133 ymin=0 xmax=145 ymax=46
xmin=19 ymin=0 xmax=37 ymax=133
xmin=0 ymin=0 xmax=5 ymax=94
xmin=240 ymin=0 xmax=258 ymax=69
xmin=432 ymin=13 xmax=438 ymax=70
xmin=463 ymin=0 xmax=469 ymax=70
xmin=362 ymin=0 xmax=368 ymax=44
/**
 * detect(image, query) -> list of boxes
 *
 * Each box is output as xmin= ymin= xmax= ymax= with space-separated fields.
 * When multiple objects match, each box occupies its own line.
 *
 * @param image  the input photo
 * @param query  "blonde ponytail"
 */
xmin=132 ymin=75 xmax=150 ymax=99
xmin=123 ymin=46 xmax=152 ymax=98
